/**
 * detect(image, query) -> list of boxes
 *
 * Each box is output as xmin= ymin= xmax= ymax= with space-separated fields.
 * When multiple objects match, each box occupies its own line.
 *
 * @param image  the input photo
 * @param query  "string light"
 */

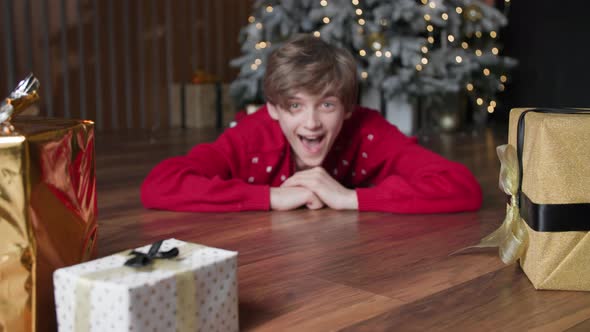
xmin=266 ymin=6 xmax=273 ymax=13
xmin=255 ymin=23 xmax=262 ymax=30
xmin=323 ymin=17 xmax=330 ymax=24
xmin=466 ymin=83 xmax=474 ymax=91
xmin=475 ymin=31 xmax=482 ymax=38
xmin=254 ymin=58 xmax=262 ymax=65
xmin=499 ymin=84 xmax=505 ymax=91
xmin=320 ymin=0 xmax=328 ymax=6
xmin=490 ymin=100 xmax=497 ymax=107
xmin=447 ymin=35 xmax=455 ymax=42
xmin=385 ymin=51 xmax=392 ymax=58
xmin=358 ymin=18 xmax=365 ymax=25
xmin=356 ymin=8 xmax=363 ymax=15
xmin=456 ymin=7 xmax=463 ymax=14
xmin=424 ymin=14 xmax=431 ymax=21
xmin=476 ymin=98 xmax=484 ymax=105
xmin=483 ymin=68 xmax=490 ymax=76
xmin=490 ymin=31 xmax=497 ymax=38
xmin=487 ymin=106 xmax=495 ymax=113
xmin=461 ymin=42 xmax=469 ymax=49
xmin=421 ymin=57 xmax=428 ymax=65
xmin=361 ymin=71 xmax=368 ymax=79
xmin=313 ymin=31 xmax=321 ymax=37
xmin=427 ymin=36 xmax=435 ymax=43
xmin=416 ymin=64 xmax=423 ymax=71
xmin=492 ymin=47 xmax=499 ymax=55
xmin=359 ymin=49 xmax=367 ymax=56
xmin=455 ymin=56 xmax=462 ymax=63
xmin=421 ymin=46 xmax=429 ymax=53
xmin=475 ymin=49 xmax=482 ymax=56
xmin=352 ymin=0 xmax=359 ymax=5
xmin=248 ymin=16 xmax=255 ymax=23
xmin=429 ymin=2 xmax=436 ymax=8
xmin=251 ymin=64 xmax=258 ymax=70
xmin=500 ymin=75 xmax=507 ymax=83
xmin=442 ymin=13 xmax=449 ymax=20
xmin=421 ymin=0 xmax=428 ymax=4
xmin=376 ymin=51 xmax=383 ymax=57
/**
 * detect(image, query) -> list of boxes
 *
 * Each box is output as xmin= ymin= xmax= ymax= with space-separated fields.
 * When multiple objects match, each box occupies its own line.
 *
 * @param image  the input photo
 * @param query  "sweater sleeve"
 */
xmin=355 ymin=122 xmax=482 ymax=214
xmin=141 ymin=130 xmax=270 ymax=212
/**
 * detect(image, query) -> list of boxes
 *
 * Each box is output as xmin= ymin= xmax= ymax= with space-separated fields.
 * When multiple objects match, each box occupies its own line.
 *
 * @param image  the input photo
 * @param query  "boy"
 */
xmin=141 ymin=34 xmax=482 ymax=213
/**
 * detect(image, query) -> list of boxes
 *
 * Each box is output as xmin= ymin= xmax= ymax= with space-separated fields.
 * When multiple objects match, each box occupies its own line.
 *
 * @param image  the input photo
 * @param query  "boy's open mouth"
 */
xmin=298 ymin=134 xmax=325 ymax=153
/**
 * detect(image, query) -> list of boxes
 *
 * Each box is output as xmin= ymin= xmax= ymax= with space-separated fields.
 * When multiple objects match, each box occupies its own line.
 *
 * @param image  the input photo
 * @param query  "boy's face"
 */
xmin=267 ymin=92 xmax=351 ymax=171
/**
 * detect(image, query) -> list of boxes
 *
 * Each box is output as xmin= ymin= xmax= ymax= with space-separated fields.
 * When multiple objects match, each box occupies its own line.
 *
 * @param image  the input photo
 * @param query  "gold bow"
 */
xmin=453 ymin=144 xmax=528 ymax=264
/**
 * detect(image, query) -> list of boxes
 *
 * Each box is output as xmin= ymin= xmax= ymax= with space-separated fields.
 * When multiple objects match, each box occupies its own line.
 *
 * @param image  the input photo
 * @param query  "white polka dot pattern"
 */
xmin=54 ymin=239 xmax=239 ymax=332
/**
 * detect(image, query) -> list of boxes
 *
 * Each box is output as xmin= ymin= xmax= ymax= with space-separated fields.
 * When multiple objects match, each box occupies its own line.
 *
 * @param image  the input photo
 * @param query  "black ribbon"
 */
xmin=516 ymin=108 xmax=590 ymax=232
xmin=124 ymin=240 xmax=179 ymax=267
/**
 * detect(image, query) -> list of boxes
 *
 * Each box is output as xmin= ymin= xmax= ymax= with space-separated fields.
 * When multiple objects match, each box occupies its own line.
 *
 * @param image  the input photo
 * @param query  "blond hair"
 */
xmin=263 ymin=34 xmax=358 ymax=112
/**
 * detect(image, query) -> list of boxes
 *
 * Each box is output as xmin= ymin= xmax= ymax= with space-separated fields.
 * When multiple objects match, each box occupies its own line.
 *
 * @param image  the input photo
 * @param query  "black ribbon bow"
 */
xmin=124 ymin=240 xmax=179 ymax=267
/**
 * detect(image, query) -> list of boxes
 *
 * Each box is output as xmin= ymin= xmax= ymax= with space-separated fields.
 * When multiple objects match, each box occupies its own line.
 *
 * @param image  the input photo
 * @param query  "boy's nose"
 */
xmin=304 ymin=110 xmax=321 ymax=129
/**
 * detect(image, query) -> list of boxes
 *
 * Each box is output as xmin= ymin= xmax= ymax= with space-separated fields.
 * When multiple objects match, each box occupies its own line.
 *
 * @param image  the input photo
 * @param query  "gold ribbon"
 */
xmin=453 ymin=144 xmax=528 ymax=264
xmin=73 ymin=242 xmax=204 ymax=330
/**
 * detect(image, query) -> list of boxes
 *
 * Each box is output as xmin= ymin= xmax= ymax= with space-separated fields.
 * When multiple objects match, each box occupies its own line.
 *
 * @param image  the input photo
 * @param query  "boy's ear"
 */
xmin=267 ymin=102 xmax=280 ymax=120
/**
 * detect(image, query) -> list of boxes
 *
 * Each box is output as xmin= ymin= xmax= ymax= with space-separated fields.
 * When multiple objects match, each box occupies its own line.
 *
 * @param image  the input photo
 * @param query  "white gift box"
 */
xmin=53 ymin=239 xmax=238 ymax=332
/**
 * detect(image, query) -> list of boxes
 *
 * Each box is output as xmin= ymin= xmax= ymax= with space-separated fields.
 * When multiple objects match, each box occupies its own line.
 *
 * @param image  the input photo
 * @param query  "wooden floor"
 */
xmin=96 ymin=126 xmax=590 ymax=332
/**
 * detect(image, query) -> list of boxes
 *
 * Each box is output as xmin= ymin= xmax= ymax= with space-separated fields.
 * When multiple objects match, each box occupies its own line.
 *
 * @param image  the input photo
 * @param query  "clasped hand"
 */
xmin=270 ymin=167 xmax=358 ymax=211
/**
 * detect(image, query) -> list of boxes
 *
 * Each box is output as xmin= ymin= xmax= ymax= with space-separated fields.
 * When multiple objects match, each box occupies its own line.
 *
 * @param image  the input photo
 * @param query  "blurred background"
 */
xmin=1 ymin=0 xmax=588 ymax=134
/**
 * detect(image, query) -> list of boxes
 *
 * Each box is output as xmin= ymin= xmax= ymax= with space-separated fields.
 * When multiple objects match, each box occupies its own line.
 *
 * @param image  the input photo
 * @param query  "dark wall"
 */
xmin=498 ymin=0 xmax=590 ymax=119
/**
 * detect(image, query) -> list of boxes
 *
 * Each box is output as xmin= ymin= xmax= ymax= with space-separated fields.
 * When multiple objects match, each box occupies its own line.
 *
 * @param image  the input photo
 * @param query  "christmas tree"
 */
xmin=229 ymin=0 xmax=516 ymax=132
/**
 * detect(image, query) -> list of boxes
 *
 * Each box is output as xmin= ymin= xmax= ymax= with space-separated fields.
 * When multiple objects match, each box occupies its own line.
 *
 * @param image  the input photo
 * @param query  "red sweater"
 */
xmin=141 ymin=106 xmax=482 ymax=213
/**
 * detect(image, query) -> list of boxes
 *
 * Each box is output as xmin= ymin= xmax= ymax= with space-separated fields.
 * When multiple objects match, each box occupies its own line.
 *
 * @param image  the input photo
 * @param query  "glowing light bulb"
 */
xmin=427 ymin=36 xmax=434 ymax=43
xmin=358 ymin=19 xmax=365 ymax=25
xmin=320 ymin=0 xmax=328 ymax=6
xmin=352 ymin=0 xmax=359 ymax=5
xmin=313 ymin=31 xmax=321 ymax=37
xmin=356 ymin=8 xmax=363 ymax=15
xmin=500 ymin=75 xmax=507 ymax=83
xmin=456 ymin=7 xmax=463 ymax=14
xmin=248 ymin=16 xmax=255 ymax=23
xmin=361 ymin=71 xmax=368 ymax=79
xmin=421 ymin=46 xmax=429 ymax=53
xmin=376 ymin=51 xmax=383 ymax=57
xmin=256 ymin=23 xmax=262 ymax=30
xmin=488 ymin=106 xmax=495 ymax=113
xmin=490 ymin=100 xmax=497 ymax=107
xmin=442 ymin=13 xmax=449 ymax=20
xmin=427 ymin=25 xmax=434 ymax=32
xmin=492 ymin=47 xmax=499 ymax=55
xmin=424 ymin=14 xmax=431 ymax=21
xmin=476 ymin=98 xmax=484 ymax=105
xmin=448 ymin=35 xmax=455 ymax=42
xmin=359 ymin=49 xmax=367 ymax=56
xmin=461 ymin=42 xmax=468 ymax=49
xmin=385 ymin=51 xmax=392 ymax=58
xmin=490 ymin=31 xmax=497 ymax=38
xmin=266 ymin=6 xmax=273 ymax=13
xmin=455 ymin=56 xmax=462 ymax=63
xmin=416 ymin=64 xmax=423 ymax=71
xmin=323 ymin=17 xmax=331 ymax=24
xmin=466 ymin=83 xmax=474 ymax=91
xmin=475 ymin=49 xmax=482 ymax=56
xmin=421 ymin=57 xmax=428 ymax=64
xmin=483 ymin=68 xmax=490 ymax=76
xmin=254 ymin=58 xmax=262 ymax=65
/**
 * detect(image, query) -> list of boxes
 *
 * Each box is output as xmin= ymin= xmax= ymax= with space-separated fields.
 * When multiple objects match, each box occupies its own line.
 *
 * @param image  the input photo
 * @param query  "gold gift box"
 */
xmin=508 ymin=108 xmax=590 ymax=291
xmin=0 ymin=117 xmax=97 ymax=331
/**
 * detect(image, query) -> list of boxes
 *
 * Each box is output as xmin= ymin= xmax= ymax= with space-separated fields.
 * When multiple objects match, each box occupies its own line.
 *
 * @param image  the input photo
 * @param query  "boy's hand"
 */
xmin=281 ymin=167 xmax=358 ymax=210
xmin=270 ymin=187 xmax=324 ymax=211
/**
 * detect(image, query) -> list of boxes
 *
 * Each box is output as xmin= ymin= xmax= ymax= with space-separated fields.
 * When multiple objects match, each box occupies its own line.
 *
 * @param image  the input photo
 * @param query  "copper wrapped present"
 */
xmin=0 ymin=75 xmax=97 ymax=331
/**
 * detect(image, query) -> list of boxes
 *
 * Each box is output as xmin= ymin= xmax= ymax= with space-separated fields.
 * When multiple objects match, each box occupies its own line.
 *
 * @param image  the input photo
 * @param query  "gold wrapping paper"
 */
xmin=508 ymin=108 xmax=590 ymax=291
xmin=0 ymin=117 xmax=97 ymax=331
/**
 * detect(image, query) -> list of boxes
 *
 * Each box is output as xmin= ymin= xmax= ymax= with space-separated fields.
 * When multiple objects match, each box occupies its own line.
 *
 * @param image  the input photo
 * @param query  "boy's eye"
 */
xmin=289 ymin=103 xmax=300 ymax=110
